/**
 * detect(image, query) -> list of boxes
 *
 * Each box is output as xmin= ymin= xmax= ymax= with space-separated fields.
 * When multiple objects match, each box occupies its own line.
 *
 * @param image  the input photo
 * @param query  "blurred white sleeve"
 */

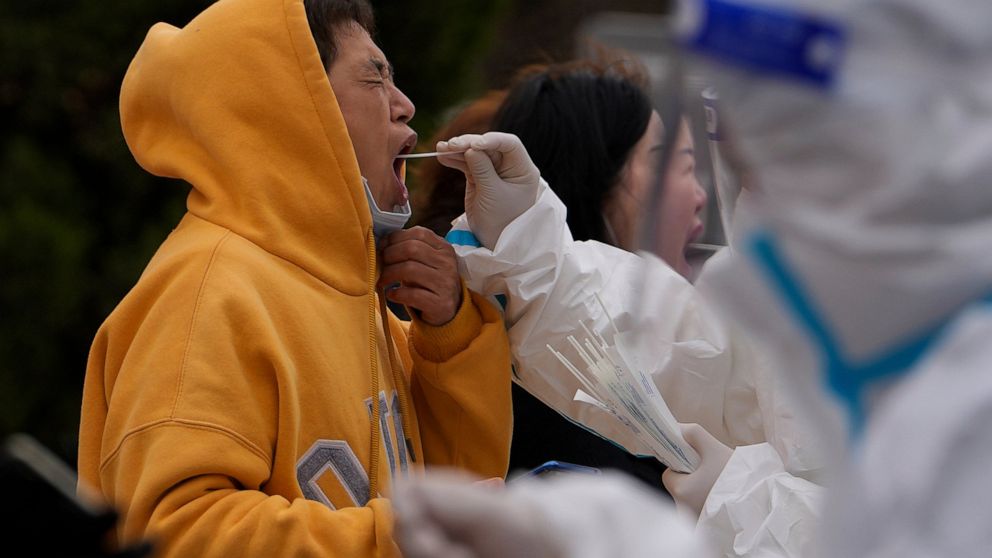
xmin=450 ymin=183 xmax=822 ymax=476
xmin=513 ymin=473 xmax=713 ymax=558
xmin=699 ymin=443 xmax=823 ymax=558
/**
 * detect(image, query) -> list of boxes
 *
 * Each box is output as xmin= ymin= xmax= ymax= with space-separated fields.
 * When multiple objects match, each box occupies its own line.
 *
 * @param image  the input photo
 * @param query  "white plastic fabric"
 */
xmin=701 ymin=444 xmax=821 ymax=557
xmin=518 ymin=473 xmax=711 ymax=558
xmin=687 ymin=0 xmax=992 ymax=374
xmin=395 ymin=471 xmax=712 ymax=558
xmin=682 ymin=0 xmax=992 ymax=556
xmin=451 ymin=184 xmax=820 ymax=473
xmin=450 ymin=182 xmax=824 ymax=557
xmin=826 ymin=308 xmax=992 ymax=558
xmin=432 ymin=0 xmax=992 ymax=554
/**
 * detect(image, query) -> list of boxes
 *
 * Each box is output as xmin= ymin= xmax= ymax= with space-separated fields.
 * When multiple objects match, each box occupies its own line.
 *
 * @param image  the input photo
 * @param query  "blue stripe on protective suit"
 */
xmin=445 ymin=229 xmax=507 ymax=311
xmin=746 ymin=231 xmax=985 ymax=437
xmin=445 ymin=229 xmax=481 ymax=248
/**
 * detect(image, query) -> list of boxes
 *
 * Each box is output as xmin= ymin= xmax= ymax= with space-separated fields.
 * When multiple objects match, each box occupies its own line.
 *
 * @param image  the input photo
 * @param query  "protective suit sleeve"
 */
xmin=698 ymin=443 xmax=822 ymax=558
xmin=407 ymin=283 xmax=513 ymax=479
xmin=513 ymin=473 xmax=714 ymax=558
xmin=449 ymin=182 xmax=818 ymax=474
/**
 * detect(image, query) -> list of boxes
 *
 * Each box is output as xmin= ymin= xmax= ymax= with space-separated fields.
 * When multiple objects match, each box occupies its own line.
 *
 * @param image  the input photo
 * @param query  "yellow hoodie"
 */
xmin=77 ymin=0 xmax=512 ymax=556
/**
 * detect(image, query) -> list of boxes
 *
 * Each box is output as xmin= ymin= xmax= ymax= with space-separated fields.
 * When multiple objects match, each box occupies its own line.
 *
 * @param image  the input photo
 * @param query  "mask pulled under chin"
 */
xmin=363 ymin=177 xmax=411 ymax=242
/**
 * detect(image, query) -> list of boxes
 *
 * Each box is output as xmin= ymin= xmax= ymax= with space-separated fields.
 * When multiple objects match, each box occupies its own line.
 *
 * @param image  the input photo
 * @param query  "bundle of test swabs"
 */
xmin=545 ymin=297 xmax=700 ymax=473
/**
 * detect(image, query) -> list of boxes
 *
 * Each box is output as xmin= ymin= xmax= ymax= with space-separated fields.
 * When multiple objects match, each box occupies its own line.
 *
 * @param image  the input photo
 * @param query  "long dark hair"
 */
xmin=491 ymin=58 xmax=653 ymax=243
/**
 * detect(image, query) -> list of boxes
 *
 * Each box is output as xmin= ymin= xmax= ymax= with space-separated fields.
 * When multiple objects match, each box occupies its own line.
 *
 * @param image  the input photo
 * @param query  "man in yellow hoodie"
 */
xmin=77 ymin=0 xmax=513 ymax=555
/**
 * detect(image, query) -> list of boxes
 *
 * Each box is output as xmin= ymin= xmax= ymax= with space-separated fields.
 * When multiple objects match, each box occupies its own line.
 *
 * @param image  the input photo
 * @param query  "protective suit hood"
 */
xmin=684 ymin=0 xmax=992 ymax=428
xmin=120 ymin=0 xmax=372 ymax=295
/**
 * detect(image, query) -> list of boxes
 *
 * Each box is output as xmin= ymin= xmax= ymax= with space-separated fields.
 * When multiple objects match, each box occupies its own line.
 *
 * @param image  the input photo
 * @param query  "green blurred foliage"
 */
xmin=0 ymin=0 xmax=510 ymax=464
xmin=377 ymin=0 xmax=512 ymax=137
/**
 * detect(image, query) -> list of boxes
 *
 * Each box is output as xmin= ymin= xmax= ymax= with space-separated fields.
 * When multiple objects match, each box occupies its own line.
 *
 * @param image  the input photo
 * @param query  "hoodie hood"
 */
xmin=121 ymin=0 xmax=371 ymax=295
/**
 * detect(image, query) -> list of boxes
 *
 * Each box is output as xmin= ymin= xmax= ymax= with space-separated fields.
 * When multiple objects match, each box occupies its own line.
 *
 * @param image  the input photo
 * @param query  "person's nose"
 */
xmin=694 ymin=179 xmax=708 ymax=215
xmin=390 ymin=82 xmax=415 ymax=124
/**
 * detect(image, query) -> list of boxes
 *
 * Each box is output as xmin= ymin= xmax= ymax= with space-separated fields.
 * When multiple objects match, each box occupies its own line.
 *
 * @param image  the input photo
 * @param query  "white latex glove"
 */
xmin=437 ymin=132 xmax=541 ymax=250
xmin=662 ymin=423 xmax=733 ymax=520
xmin=394 ymin=472 xmax=564 ymax=558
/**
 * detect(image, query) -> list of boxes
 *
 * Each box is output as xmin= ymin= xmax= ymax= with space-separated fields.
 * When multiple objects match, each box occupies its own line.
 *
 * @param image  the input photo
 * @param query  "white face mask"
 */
xmin=362 ymin=177 xmax=411 ymax=242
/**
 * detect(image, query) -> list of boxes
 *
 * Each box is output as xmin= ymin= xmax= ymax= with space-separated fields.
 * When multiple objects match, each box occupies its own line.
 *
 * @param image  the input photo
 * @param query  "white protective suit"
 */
xmin=400 ymin=0 xmax=992 ymax=558
xmin=689 ymin=0 xmax=992 ymax=555
xmin=447 ymin=176 xmax=823 ymax=556
xmin=421 ymin=0 xmax=992 ymax=557
xmin=396 ymin=471 xmax=711 ymax=558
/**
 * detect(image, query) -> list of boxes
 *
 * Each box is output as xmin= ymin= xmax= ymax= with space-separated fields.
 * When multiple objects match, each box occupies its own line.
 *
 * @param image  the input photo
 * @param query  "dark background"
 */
xmin=0 ymin=0 xmax=669 ymax=466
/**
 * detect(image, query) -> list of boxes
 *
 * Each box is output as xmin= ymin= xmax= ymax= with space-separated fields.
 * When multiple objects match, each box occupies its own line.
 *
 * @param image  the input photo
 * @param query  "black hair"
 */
xmin=491 ymin=62 xmax=653 ymax=243
xmin=304 ymin=0 xmax=376 ymax=71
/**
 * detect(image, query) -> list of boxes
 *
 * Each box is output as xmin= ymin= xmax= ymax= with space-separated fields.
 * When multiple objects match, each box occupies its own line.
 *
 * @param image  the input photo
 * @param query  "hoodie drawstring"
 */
xmin=366 ymin=229 xmax=417 ymax=503
xmin=377 ymin=291 xmax=416 ymax=464
xmin=367 ymin=230 xmax=381 ymax=501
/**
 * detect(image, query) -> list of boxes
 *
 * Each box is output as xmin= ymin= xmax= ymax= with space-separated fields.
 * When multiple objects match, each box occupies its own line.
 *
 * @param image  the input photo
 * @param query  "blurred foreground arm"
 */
xmin=395 ymin=471 xmax=711 ymax=558
xmin=664 ymin=423 xmax=823 ymax=557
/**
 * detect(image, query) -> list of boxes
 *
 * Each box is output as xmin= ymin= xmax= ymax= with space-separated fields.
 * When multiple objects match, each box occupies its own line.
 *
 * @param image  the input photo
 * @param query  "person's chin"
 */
xmin=367 ymin=178 xmax=395 ymax=210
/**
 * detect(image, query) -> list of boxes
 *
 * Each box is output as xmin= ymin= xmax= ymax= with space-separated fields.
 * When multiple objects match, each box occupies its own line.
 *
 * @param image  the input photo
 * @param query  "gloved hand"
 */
xmin=662 ymin=423 xmax=733 ymax=520
xmin=436 ymin=132 xmax=541 ymax=250
xmin=394 ymin=472 xmax=564 ymax=558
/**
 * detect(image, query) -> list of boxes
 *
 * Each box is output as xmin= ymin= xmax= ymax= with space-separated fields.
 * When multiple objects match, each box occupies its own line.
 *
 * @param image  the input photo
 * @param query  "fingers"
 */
xmin=438 ymin=134 xmax=483 ymax=152
xmin=463 ymin=148 xmax=499 ymax=184
xmin=435 ymin=137 xmax=473 ymax=173
xmin=380 ymin=226 xmax=452 ymax=254
xmin=379 ymin=229 xmax=457 ymax=281
xmin=678 ymin=422 xmax=730 ymax=462
xmin=379 ymin=227 xmax=462 ymax=325
xmin=442 ymin=132 xmax=518 ymax=155
xmin=436 ymin=150 xmax=469 ymax=174
xmin=661 ymin=467 xmax=683 ymax=493
xmin=378 ymin=257 xmax=457 ymax=305
xmin=439 ymin=136 xmax=500 ymax=184
xmin=679 ymin=423 xmax=706 ymax=449
xmin=661 ymin=463 xmax=699 ymax=520
xmin=465 ymin=131 xmax=521 ymax=156
xmin=386 ymin=284 xmax=461 ymax=326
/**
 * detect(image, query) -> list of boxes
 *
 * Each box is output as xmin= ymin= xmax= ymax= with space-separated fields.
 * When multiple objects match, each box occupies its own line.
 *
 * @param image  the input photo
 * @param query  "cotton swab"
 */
xmin=547 ymin=345 xmax=603 ymax=400
xmin=594 ymin=292 xmax=620 ymax=336
xmin=395 ymin=149 xmax=468 ymax=159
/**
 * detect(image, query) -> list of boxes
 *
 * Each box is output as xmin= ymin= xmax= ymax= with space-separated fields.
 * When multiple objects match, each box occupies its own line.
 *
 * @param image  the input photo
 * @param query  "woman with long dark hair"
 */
xmin=489 ymin=58 xmax=707 ymax=490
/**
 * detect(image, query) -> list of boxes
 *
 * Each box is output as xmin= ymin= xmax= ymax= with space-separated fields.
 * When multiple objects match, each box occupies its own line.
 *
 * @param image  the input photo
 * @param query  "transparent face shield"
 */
xmin=550 ymin=2 xmax=839 ymax=472
xmin=633 ymin=44 xmax=747 ymax=277
xmin=625 ymin=0 xmax=852 ymax=462
xmin=544 ymin=28 xmax=757 ymax=474
xmin=567 ymin=20 xmax=770 ymax=472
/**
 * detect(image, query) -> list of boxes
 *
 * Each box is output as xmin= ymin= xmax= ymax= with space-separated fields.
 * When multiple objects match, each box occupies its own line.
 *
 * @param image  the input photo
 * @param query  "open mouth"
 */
xmin=688 ymin=222 xmax=704 ymax=245
xmin=392 ymin=135 xmax=418 ymax=204
xmin=683 ymin=222 xmax=707 ymax=255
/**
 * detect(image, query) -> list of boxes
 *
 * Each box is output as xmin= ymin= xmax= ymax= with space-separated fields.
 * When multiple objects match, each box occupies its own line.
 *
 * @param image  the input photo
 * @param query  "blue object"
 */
xmin=526 ymin=460 xmax=602 ymax=478
xmin=746 ymin=230 xmax=990 ymax=438
xmin=445 ymin=228 xmax=481 ymax=248
xmin=682 ymin=0 xmax=846 ymax=88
